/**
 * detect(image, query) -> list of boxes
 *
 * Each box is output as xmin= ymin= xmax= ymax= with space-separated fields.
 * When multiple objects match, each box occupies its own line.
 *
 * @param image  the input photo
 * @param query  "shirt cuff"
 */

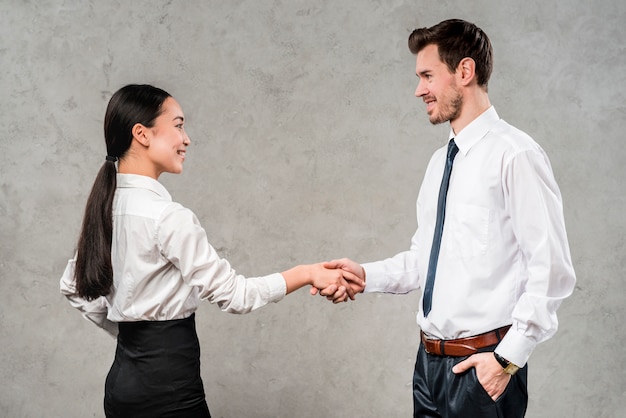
xmin=267 ymin=272 xmax=288 ymax=302
xmin=361 ymin=262 xmax=390 ymax=293
xmin=495 ymin=327 xmax=537 ymax=367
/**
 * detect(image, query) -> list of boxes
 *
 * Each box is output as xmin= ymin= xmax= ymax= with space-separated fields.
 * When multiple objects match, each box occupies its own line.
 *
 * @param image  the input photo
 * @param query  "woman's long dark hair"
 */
xmin=75 ymin=84 xmax=171 ymax=300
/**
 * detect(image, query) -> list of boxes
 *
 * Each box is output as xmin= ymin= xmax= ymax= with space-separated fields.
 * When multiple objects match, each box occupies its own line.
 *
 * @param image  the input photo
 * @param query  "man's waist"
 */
xmin=420 ymin=325 xmax=511 ymax=357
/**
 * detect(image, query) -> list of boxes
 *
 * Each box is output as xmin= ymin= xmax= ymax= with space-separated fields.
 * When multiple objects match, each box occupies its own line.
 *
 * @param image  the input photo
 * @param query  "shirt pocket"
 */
xmin=445 ymin=203 xmax=489 ymax=259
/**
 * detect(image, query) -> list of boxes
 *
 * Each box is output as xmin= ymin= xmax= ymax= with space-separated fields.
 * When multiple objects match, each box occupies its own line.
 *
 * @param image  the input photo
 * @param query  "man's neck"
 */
xmin=450 ymin=89 xmax=491 ymax=135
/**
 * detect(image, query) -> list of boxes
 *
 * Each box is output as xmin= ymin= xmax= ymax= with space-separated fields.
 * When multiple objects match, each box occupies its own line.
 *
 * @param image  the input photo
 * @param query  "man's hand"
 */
xmin=310 ymin=258 xmax=366 ymax=303
xmin=452 ymin=352 xmax=511 ymax=401
xmin=306 ymin=262 xmax=364 ymax=303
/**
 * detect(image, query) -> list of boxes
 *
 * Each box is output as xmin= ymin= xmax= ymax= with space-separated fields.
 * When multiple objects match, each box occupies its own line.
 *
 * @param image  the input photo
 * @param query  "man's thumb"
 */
xmin=452 ymin=358 xmax=471 ymax=374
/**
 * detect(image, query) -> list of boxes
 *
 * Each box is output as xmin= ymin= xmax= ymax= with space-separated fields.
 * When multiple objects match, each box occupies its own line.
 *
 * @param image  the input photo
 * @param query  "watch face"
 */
xmin=504 ymin=363 xmax=520 ymax=375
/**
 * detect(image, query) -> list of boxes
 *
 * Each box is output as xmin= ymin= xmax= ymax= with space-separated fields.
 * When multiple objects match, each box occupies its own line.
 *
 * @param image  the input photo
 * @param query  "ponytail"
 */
xmin=73 ymin=84 xmax=171 ymax=300
xmin=74 ymin=159 xmax=117 ymax=300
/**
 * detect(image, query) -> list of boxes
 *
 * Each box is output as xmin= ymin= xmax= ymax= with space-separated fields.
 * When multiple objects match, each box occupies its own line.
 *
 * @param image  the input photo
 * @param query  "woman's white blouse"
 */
xmin=60 ymin=174 xmax=287 ymax=337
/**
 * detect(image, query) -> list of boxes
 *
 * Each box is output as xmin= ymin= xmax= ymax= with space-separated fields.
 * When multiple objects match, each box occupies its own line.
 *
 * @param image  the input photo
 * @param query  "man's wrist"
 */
xmin=493 ymin=352 xmax=520 ymax=375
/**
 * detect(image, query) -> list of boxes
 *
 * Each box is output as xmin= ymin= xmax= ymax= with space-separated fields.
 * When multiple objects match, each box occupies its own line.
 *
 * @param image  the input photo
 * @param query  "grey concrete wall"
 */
xmin=1 ymin=0 xmax=624 ymax=417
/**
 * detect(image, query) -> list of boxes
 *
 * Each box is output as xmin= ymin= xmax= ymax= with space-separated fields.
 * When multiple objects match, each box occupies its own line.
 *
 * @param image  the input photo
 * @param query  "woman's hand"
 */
xmin=309 ymin=258 xmax=366 ymax=303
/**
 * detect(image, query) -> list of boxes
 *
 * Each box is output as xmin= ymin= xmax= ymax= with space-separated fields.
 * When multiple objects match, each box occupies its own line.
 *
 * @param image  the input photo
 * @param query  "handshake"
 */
xmin=307 ymin=258 xmax=366 ymax=304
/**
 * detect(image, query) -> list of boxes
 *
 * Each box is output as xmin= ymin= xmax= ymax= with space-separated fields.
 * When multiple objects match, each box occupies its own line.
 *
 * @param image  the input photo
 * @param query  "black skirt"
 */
xmin=104 ymin=313 xmax=211 ymax=418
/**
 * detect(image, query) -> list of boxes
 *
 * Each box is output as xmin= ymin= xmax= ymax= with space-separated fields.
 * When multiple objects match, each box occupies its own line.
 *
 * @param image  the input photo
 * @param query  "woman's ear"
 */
xmin=132 ymin=123 xmax=150 ymax=147
xmin=457 ymin=57 xmax=476 ymax=86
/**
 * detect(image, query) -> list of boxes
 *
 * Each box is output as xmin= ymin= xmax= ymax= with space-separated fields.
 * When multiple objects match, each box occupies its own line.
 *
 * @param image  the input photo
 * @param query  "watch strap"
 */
xmin=493 ymin=352 xmax=509 ymax=368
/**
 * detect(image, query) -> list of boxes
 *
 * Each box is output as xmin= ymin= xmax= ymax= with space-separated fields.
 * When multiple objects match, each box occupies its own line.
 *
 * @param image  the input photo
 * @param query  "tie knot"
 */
xmin=447 ymin=139 xmax=459 ymax=160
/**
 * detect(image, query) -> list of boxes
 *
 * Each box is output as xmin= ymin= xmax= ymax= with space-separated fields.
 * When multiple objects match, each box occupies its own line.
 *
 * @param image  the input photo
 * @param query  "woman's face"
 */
xmin=144 ymin=97 xmax=190 ymax=178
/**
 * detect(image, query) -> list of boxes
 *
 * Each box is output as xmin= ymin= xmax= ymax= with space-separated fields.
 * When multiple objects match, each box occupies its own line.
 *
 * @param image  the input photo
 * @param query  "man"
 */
xmin=321 ymin=19 xmax=576 ymax=417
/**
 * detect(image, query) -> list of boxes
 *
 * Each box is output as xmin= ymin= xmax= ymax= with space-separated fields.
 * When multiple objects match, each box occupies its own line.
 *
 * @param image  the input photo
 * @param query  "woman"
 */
xmin=60 ymin=84 xmax=360 ymax=417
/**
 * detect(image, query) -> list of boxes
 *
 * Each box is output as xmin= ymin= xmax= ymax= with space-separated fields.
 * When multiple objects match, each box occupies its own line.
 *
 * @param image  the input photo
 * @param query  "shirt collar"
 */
xmin=448 ymin=106 xmax=500 ymax=155
xmin=116 ymin=173 xmax=172 ymax=201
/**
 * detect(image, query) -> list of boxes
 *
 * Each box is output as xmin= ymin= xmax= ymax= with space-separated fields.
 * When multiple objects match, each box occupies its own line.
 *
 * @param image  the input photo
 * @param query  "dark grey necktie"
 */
xmin=422 ymin=139 xmax=459 ymax=317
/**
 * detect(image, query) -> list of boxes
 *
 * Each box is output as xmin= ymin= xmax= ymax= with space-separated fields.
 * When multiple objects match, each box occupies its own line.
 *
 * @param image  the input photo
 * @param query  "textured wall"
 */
xmin=1 ymin=0 xmax=625 ymax=417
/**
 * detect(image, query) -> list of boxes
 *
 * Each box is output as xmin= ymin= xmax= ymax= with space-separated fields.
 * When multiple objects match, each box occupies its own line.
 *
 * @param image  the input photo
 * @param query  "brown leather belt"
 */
xmin=420 ymin=325 xmax=511 ymax=357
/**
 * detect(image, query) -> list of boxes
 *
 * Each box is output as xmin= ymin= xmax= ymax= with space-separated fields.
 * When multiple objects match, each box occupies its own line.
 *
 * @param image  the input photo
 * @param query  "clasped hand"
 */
xmin=310 ymin=258 xmax=366 ymax=303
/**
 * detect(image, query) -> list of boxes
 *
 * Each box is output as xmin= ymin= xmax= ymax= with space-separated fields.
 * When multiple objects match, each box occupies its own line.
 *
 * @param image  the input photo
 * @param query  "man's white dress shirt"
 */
xmin=363 ymin=107 xmax=576 ymax=367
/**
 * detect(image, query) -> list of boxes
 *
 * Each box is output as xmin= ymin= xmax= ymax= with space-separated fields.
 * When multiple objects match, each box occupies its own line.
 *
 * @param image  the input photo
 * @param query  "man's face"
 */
xmin=414 ymin=44 xmax=462 ymax=125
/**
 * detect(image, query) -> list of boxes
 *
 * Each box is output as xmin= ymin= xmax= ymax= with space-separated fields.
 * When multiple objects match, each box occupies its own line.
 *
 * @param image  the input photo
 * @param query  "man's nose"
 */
xmin=415 ymin=80 xmax=427 ymax=97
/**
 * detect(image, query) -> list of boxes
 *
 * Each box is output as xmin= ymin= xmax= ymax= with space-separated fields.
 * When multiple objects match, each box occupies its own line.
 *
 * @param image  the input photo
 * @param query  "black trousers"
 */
xmin=104 ymin=314 xmax=211 ymax=418
xmin=413 ymin=343 xmax=528 ymax=418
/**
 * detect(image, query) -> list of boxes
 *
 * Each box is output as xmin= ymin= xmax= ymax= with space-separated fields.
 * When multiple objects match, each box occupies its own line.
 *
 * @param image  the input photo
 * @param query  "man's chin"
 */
xmin=429 ymin=115 xmax=447 ymax=125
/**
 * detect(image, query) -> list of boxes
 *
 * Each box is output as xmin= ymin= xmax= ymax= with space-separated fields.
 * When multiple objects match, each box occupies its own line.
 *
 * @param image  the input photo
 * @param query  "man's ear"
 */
xmin=132 ymin=123 xmax=150 ymax=147
xmin=457 ymin=57 xmax=476 ymax=86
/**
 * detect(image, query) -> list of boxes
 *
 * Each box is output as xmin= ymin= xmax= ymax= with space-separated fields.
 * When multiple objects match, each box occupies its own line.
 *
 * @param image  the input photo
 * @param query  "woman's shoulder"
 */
xmin=114 ymin=187 xmax=183 ymax=220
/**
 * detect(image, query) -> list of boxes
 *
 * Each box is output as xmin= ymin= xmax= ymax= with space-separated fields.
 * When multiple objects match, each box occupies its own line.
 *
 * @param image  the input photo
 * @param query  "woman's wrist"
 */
xmin=282 ymin=264 xmax=314 ymax=294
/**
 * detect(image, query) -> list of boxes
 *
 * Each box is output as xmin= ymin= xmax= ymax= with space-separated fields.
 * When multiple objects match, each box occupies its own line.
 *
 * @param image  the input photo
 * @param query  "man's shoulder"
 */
xmin=489 ymin=119 xmax=541 ymax=153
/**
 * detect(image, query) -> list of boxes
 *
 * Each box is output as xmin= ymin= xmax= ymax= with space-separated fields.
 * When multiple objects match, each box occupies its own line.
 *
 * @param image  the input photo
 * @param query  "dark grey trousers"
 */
xmin=413 ymin=343 xmax=528 ymax=418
